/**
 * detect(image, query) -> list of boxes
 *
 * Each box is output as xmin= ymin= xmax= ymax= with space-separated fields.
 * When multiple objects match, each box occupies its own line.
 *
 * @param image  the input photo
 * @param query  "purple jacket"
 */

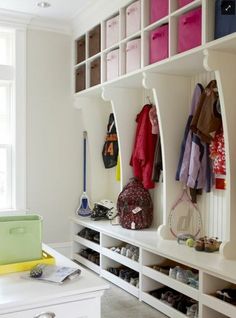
xmin=176 ymin=83 xmax=211 ymax=191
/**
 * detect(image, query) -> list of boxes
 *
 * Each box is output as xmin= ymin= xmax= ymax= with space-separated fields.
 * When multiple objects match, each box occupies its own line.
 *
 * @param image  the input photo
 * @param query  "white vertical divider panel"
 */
xmin=143 ymin=72 xmax=190 ymax=239
xmin=204 ymin=49 xmax=236 ymax=259
xmin=75 ymin=96 xmax=120 ymax=204
xmin=190 ymin=71 xmax=227 ymax=241
xmin=102 ymin=87 xmax=143 ymax=190
xmin=142 ymin=89 xmax=163 ymax=228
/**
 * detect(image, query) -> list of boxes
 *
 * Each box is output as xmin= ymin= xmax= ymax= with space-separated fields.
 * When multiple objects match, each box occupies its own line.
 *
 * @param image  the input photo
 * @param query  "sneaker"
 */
xmin=120 ymin=247 xmax=127 ymax=256
xmin=176 ymin=268 xmax=188 ymax=284
xmin=126 ymin=249 xmax=133 ymax=258
xmin=114 ymin=247 xmax=121 ymax=253
xmin=169 ymin=266 xmax=180 ymax=279
xmin=131 ymin=253 xmax=139 ymax=262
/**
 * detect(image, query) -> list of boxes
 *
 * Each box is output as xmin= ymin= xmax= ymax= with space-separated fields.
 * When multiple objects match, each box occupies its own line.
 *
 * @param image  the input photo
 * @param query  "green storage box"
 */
xmin=0 ymin=215 xmax=42 ymax=265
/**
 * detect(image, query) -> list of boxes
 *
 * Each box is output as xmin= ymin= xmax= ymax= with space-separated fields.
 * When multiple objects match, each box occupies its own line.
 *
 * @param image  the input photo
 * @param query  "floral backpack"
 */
xmin=117 ymin=178 xmax=153 ymax=230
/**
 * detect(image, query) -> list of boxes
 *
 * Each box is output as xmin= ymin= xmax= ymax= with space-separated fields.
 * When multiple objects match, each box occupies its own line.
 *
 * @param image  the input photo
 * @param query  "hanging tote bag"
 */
xmin=102 ymin=113 xmax=119 ymax=169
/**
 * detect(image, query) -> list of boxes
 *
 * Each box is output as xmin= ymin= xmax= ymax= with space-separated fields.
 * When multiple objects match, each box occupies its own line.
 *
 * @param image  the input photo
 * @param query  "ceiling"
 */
xmin=0 ymin=0 xmax=95 ymax=21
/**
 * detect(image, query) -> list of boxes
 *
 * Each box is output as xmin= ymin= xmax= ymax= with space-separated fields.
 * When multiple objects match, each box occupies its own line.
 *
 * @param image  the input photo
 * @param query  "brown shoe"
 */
xmin=204 ymin=237 xmax=222 ymax=253
xmin=194 ymin=236 xmax=206 ymax=251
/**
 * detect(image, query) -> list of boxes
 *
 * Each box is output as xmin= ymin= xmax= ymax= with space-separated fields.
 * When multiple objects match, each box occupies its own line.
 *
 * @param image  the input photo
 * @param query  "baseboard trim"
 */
xmin=48 ymin=242 xmax=72 ymax=259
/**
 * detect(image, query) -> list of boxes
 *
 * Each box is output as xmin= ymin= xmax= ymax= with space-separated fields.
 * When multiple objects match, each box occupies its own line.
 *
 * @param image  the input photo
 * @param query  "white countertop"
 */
xmin=0 ymin=244 xmax=109 ymax=315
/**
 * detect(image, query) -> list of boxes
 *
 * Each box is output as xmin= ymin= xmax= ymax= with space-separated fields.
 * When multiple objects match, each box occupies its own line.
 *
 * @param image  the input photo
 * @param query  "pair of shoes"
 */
xmin=78 ymin=228 xmax=100 ymax=244
xmin=188 ymin=277 xmax=199 ymax=289
xmin=194 ymin=236 xmax=222 ymax=253
xmin=79 ymin=248 xmax=100 ymax=265
xmin=152 ymin=264 xmax=171 ymax=275
xmin=119 ymin=268 xmax=138 ymax=282
xmin=149 ymin=286 xmax=170 ymax=299
xmin=110 ymin=244 xmax=139 ymax=261
xmin=216 ymin=287 xmax=236 ymax=304
xmin=169 ymin=266 xmax=199 ymax=288
xmin=107 ymin=266 xmax=124 ymax=276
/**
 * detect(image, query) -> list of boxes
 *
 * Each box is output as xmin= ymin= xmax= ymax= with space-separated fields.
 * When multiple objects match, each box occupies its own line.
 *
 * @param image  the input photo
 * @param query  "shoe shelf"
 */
xmin=141 ymin=292 xmax=188 ymax=318
xmin=101 ymin=269 xmax=139 ymax=297
xmin=202 ymin=306 xmax=230 ymax=318
xmin=72 ymin=235 xmax=101 ymax=274
xmin=73 ymin=235 xmax=100 ymax=253
xmin=142 ymin=265 xmax=199 ymax=301
xmin=200 ymin=273 xmax=236 ymax=317
xmin=101 ymin=234 xmax=140 ymax=271
xmin=141 ymin=276 xmax=195 ymax=318
xmin=72 ymin=226 xmax=100 ymax=253
xmin=71 ymin=217 xmax=236 ymax=317
xmin=142 ymin=250 xmax=199 ymax=305
xmin=101 ymin=255 xmax=139 ymax=297
xmin=102 ymin=248 xmax=140 ymax=272
xmin=73 ymin=253 xmax=101 ymax=275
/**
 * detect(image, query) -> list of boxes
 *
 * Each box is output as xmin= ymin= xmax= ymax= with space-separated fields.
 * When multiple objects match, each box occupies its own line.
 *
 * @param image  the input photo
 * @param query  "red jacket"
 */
xmin=130 ymin=105 xmax=157 ymax=189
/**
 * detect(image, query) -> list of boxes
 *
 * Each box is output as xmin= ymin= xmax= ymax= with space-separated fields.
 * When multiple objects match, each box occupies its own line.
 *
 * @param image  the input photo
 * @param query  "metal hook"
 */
xmin=146 ymin=96 xmax=152 ymax=105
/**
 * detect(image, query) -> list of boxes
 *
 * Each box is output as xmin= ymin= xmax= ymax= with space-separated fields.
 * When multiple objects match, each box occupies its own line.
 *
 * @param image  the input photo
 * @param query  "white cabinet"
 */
xmin=72 ymin=0 xmax=236 ymax=261
xmin=0 ymin=245 xmax=108 ymax=318
xmin=71 ymin=217 xmax=236 ymax=318
xmin=3 ymin=298 xmax=100 ymax=318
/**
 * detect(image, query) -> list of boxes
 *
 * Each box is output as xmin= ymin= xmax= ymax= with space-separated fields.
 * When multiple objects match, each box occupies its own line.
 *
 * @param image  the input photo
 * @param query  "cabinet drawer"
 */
xmin=2 ymin=297 xmax=100 ymax=318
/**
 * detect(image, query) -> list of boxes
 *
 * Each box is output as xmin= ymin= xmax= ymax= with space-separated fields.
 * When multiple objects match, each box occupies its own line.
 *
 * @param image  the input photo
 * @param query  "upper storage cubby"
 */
xmin=75 ymin=35 xmax=86 ymax=65
xmin=88 ymin=24 xmax=101 ymax=58
xmin=74 ymin=0 xmax=225 ymax=94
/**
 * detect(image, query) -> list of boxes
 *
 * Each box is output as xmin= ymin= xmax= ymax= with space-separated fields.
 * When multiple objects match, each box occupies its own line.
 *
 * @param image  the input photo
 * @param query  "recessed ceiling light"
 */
xmin=37 ymin=1 xmax=51 ymax=8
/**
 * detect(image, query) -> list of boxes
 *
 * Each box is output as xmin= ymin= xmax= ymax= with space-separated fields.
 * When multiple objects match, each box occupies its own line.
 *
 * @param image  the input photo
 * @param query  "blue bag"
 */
xmin=215 ymin=0 xmax=236 ymax=39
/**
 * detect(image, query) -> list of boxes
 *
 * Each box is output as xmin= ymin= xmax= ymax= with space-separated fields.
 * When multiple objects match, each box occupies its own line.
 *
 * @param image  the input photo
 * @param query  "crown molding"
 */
xmin=0 ymin=8 xmax=72 ymax=34
xmin=0 ymin=8 xmax=33 ymax=28
xmin=28 ymin=17 xmax=72 ymax=35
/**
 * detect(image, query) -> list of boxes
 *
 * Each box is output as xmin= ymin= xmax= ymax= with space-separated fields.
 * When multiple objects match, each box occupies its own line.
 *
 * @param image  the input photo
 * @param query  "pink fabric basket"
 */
xmin=106 ymin=49 xmax=119 ymax=81
xmin=178 ymin=0 xmax=194 ymax=8
xmin=150 ymin=0 xmax=168 ymax=24
xmin=106 ymin=15 xmax=119 ymax=48
xmin=178 ymin=7 xmax=202 ymax=53
xmin=126 ymin=0 xmax=141 ymax=37
xmin=126 ymin=38 xmax=141 ymax=73
xmin=150 ymin=24 xmax=169 ymax=64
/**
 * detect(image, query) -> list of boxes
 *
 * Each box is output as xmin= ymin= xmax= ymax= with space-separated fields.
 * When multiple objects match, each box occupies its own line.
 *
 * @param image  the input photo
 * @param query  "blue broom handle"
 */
xmin=83 ymin=131 xmax=87 ymax=192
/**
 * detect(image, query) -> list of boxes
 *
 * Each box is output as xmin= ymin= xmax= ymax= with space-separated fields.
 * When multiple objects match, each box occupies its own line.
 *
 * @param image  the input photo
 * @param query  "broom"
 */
xmin=76 ymin=131 xmax=92 ymax=217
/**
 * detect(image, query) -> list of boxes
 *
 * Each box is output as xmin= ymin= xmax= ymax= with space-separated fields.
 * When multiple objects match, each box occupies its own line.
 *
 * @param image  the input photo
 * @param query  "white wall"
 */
xmin=27 ymin=29 xmax=83 ymax=244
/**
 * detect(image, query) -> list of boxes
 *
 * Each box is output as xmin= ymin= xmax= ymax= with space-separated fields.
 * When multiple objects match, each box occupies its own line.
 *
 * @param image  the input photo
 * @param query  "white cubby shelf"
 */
xmin=71 ymin=216 xmax=236 ymax=318
xmin=72 ymin=0 xmax=236 ymax=317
